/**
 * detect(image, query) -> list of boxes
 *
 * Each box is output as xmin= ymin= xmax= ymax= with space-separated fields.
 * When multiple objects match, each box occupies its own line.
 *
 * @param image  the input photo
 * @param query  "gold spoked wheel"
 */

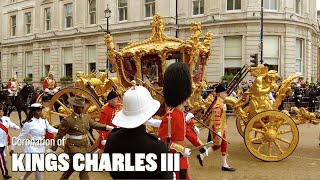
xmin=244 ymin=110 xmax=299 ymax=162
xmin=44 ymin=87 xmax=102 ymax=153
xmin=236 ymin=117 xmax=246 ymax=138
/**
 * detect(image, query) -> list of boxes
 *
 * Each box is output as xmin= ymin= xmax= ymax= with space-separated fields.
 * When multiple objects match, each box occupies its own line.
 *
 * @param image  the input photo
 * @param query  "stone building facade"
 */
xmin=0 ymin=0 xmax=319 ymax=83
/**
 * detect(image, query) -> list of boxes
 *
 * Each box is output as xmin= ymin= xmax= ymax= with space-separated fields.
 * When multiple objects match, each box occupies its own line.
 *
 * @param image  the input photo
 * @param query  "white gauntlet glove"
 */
xmin=101 ymin=140 xmax=107 ymax=146
xmin=106 ymin=125 xmax=114 ymax=131
xmin=193 ymin=126 xmax=200 ymax=136
xmin=183 ymin=148 xmax=191 ymax=157
xmin=185 ymin=113 xmax=194 ymax=123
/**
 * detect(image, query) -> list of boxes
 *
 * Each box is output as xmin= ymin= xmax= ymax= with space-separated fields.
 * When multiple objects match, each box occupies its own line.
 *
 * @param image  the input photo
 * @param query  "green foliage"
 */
xmin=23 ymin=76 xmax=32 ymax=83
xmin=60 ymin=76 xmax=73 ymax=84
xmin=222 ymin=73 xmax=235 ymax=84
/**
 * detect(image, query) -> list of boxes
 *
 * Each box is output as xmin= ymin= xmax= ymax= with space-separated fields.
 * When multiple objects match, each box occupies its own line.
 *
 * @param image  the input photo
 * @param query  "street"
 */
xmin=5 ymin=112 xmax=320 ymax=180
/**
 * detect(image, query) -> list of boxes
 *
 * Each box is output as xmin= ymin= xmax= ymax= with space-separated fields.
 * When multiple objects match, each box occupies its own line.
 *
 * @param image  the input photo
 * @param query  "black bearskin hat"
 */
xmin=163 ymin=62 xmax=192 ymax=107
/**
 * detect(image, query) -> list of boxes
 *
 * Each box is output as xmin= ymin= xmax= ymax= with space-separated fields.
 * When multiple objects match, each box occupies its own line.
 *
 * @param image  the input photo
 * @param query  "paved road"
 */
xmin=5 ymin=112 xmax=320 ymax=179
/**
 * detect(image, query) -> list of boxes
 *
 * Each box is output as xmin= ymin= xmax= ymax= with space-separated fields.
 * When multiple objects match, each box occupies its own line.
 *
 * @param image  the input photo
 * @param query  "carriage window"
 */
xmin=141 ymin=55 xmax=162 ymax=87
xmin=25 ymin=52 xmax=33 ymax=78
xmin=123 ymin=58 xmax=137 ymax=82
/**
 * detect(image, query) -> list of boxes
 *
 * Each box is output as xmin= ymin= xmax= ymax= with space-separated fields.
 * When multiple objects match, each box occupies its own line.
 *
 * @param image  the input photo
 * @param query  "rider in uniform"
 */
xmin=43 ymin=71 xmax=59 ymax=96
xmin=7 ymin=75 xmax=21 ymax=107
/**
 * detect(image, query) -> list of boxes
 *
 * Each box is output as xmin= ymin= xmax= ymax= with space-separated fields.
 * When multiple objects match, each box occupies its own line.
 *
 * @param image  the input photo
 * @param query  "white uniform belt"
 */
xmin=67 ymin=134 xmax=86 ymax=140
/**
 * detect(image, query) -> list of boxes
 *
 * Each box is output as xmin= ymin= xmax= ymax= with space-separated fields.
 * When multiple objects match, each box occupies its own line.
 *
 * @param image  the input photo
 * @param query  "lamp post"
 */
xmin=105 ymin=5 xmax=111 ymax=77
xmin=105 ymin=5 xmax=111 ymax=34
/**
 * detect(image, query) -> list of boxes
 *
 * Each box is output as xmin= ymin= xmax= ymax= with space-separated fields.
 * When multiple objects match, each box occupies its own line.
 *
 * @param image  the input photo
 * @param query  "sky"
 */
xmin=318 ymin=0 xmax=320 ymax=10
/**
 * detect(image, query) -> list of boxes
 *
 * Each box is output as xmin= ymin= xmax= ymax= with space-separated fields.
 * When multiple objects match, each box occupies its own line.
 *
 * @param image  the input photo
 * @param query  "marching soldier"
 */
xmin=197 ymin=84 xmax=236 ymax=171
xmin=0 ymin=106 xmax=19 ymax=179
xmin=98 ymin=90 xmax=120 ymax=150
xmin=43 ymin=71 xmax=60 ymax=96
xmin=158 ymin=62 xmax=192 ymax=179
xmin=47 ymin=95 xmax=114 ymax=180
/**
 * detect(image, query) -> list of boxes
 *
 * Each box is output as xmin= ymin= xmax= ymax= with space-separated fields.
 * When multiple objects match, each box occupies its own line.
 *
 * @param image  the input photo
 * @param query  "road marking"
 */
xmin=291 ymin=156 xmax=320 ymax=161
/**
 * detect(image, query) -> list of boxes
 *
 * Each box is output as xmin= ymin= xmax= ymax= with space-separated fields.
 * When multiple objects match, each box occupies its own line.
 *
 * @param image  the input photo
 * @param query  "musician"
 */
xmin=158 ymin=62 xmax=192 ymax=179
xmin=7 ymin=75 xmax=21 ymax=105
xmin=196 ymin=84 xmax=236 ymax=171
xmin=98 ymin=90 xmax=120 ymax=150
xmin=43 ymin=71 xmax=59 ymax=95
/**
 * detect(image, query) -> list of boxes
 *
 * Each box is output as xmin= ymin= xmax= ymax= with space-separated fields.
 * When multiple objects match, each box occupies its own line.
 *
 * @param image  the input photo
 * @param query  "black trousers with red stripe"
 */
xmin=0 ymin=147 xmax=8 ymax=177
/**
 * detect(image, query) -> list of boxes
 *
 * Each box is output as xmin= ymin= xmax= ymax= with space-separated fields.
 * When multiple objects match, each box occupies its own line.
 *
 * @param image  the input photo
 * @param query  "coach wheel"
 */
xmin=244 ymin=110 xmax=299 ymax=162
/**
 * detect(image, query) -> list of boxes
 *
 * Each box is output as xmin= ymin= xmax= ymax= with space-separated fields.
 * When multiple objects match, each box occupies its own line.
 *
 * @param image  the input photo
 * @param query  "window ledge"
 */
xmin=226 ymin=10 xmax=241 ymax=13
xmin=118 ymin=20 xmax=128 ymax=23
xmin=192 ymin=14 xmax=204 ymax=17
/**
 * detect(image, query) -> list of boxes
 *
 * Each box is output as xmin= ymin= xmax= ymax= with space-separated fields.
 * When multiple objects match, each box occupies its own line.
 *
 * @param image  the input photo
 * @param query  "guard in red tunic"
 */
xmin=158 ymin=62 xmax=192 ymax=179
xmin=196 ymin=84 xmax=236 ymax=171
xmin=98 ymin=90 xmax=120 ymax=150
xmin=43 ymin=71 xmax=60 ymax=95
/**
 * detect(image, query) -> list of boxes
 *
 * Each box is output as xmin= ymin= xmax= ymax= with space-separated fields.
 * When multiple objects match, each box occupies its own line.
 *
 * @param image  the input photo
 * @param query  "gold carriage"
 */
xmin=225 ymin=64 xmax=320 ymax=161
xmin=42 ymin=14 xmax=213 ymax=152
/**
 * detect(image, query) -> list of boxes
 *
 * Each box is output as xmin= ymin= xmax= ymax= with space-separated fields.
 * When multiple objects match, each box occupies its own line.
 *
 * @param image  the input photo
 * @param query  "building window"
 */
xmin=264 ymin=0 xmax=277 ymax=10
xmin=145 ymin=0 xmax=155 ymax=18
xmin=11 ymin=53 xmax=18 ymax=76
xmin=87 ymin=45 xmax=96 ymax=74
xmin=45 ymin=8 xmax=51 ymax=31
xmin=117 ymin=43 xmax=128 ymax=50
xmin=227 ymin=0 xmax=241 ymax=11
xmin=43 ymin=49 xmax=50 ymax=76
xmin=296 ymin=0 xmax=302 ymax=14
xmin=11 ymin=15 xmax=16 ymax=36
xmin=224 ymin=37 xmax=242 ymax=75
xmin=25 ymin=52 xmax=33 ymax=78
xmin=192 ymin=0 xmax=204 ymax=15
xmin=263 ymin=36 xmax=279 ymax=71
xmin=63 ymin=47 xmax=73 ymax=78
xmin=65 ymin=3 xmax=73 ymax=28
xmin=89 ymin=0 xmax=96 ymax=24
xmin=25 ymin=12 xmax=32 ymax=34
xmin=118 ymin=0 xmax=127 ymax=21
xmin=295 ymin=39 xmax=303 ymax=74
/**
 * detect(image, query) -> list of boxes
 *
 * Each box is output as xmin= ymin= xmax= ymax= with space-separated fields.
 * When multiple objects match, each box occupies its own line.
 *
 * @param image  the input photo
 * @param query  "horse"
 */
xmin=0 ymin=90 xmax=9 ymax=115
xmin=8 ymin=83 xmax=37 ymax=126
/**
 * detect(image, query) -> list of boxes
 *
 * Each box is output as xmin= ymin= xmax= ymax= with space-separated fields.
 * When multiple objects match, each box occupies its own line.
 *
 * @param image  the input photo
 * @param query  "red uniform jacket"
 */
xmin=43 ymin=78 xmax=58 ymax=90
xmin=98 ymin=103 xmax=119 ymax=150
xmin=158 ymin=108 xmax=188 ymax=169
